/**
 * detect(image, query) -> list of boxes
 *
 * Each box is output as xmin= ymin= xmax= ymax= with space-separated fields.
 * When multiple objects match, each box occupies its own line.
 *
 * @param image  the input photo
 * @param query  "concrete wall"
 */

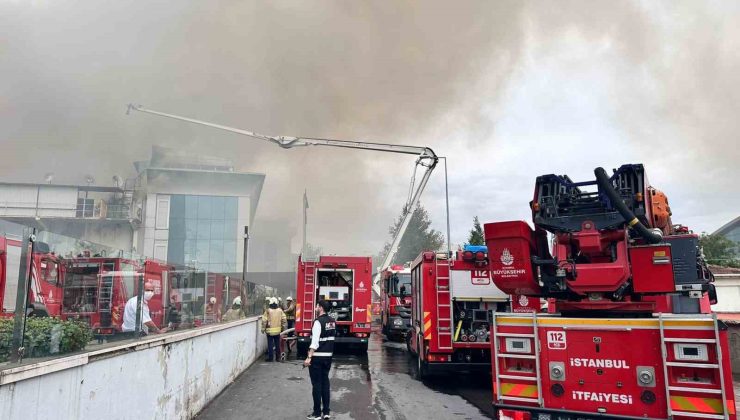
xmin=0 ymin=317 xmax=266 ymax=420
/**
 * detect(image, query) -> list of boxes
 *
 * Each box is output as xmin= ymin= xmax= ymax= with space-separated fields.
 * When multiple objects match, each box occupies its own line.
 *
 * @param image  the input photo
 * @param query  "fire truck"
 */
xmin=407 ymin=245 xmax=527 ymax=379
xmin=380 ymin=264 xmax=412 ymax=340
xmin=295 ymin=256 xmax=373 ymax=355
xmin=62 ymin=256 xmax=170 ymax=336
xmin=1 ymin=235 xmax=64 ymax=318
xmin=484 ymin=164 xmax=735 ymax=420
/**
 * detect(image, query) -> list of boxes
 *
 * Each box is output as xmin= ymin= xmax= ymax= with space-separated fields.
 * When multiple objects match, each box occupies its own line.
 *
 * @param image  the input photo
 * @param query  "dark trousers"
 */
xmin=267 ymin=334 xmax=280 ymax=361
xmin=309 ymin=358 xmax=332 ymax=415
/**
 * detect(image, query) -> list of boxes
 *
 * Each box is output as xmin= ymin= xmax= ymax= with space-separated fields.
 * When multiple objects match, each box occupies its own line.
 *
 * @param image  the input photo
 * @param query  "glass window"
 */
xmin=211 ymin=196 xmax=225 ymax=220
xmin=197 ymin=220 xmax=211 ymax=240
xmin=185 ymin=218 xmax=198 ymax=238
xmin=169 ymin=217 xmax=186 ymax=240
xmin=210 ymin=240 xmax=224 ymax=263
xmin=196 ymin=240 xmax=210 ymax=264
xmin=185 ymin=195 xmax=199 ymax=219
xmin=224 ymin=198 xmax=238 ymax=220
xmin=198 ymin=196 xmax=212 ymax=219
xmin=211 ymin=219 xmax=225 ymax=240
xmin=223 ymin=243 xmax=237 ymax=266
xmin=224 ymin=219 xmax=237 ymax=240
xmin=170 ymin=195 xmax=185 ymax=219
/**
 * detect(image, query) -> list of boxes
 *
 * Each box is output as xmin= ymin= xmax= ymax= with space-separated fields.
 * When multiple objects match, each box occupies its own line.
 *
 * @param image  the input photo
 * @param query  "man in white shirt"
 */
xmin=122 ymin=282 xmax=165 ymax=334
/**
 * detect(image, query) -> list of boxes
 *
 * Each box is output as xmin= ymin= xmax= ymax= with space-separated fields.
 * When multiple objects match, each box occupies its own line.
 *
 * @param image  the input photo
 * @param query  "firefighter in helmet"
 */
xmin=261 ymin=297 xmax=286 ymax=362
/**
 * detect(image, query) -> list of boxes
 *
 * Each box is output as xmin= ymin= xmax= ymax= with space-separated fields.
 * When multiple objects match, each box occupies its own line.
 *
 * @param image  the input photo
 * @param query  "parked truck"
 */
xmin=295 ymin=255 xmax=373 ymax=355
xmin=380 ymin=264 xmax=412 ymax=340
xmin=407 ymin=246 xmax=532 ymax=379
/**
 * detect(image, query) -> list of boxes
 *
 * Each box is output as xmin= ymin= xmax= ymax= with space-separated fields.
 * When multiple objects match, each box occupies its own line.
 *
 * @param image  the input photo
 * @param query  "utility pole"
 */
xmin=10 ymin=228 xmax=35 ymax=363
xmin=302 ymin=190 xmax=309 ymax=257
xmin=240 ymin=226 xmax=250 ymax=316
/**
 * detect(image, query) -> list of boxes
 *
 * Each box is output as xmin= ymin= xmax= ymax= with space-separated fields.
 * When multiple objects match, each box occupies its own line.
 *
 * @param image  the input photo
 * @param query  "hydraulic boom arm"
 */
xmin=126 ymin=104 xmax=438 ymax=296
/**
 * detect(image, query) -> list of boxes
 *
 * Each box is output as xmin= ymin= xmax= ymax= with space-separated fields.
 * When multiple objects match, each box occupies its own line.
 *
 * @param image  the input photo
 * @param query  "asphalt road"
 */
xmin=196 ymin=327 xmax=494 ymax=420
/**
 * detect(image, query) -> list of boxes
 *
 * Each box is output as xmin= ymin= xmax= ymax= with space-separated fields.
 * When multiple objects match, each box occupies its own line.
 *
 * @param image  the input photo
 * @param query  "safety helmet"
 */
xmin=286 ymin=296 xmax=293 ymax=301
xmin=233 ymin=296 xmax=242 ymax=306
xmin=209 ymin=297 xmax=216 ymax=304
xmin=269 ymin=297 xmax=278 ymax=305
xmin=265 ymin=296 xmax=271 ymax=301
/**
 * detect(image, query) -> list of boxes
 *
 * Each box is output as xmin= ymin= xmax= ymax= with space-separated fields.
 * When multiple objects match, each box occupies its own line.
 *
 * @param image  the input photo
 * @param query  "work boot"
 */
xmin=323 ymin=414 xmax=331 ymax=419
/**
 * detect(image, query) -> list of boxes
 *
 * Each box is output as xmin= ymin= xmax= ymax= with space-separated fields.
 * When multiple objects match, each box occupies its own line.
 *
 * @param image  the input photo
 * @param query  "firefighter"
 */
xmin=284 ymin=296 xmax=296 ymax=353
xmin=304 ymin=300 xmax=336 ymax=420
xmin=223 ymin=296 xmax=245 ymax=322
xmin=261 ymin=297 xmax=286 ymax=362
xmin=205 ymin=296 xmax=221 ymax=324
xmin=122 ymin=282 xmax=167 ymax=335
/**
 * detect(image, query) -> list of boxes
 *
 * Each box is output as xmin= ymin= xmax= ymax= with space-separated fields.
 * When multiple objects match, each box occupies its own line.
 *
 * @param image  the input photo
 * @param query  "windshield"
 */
xmin=391 ymin=273 xmax=411 ymax=296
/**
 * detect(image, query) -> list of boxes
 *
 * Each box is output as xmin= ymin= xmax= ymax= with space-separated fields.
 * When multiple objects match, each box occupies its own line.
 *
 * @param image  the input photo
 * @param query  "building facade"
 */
xmin=0 ymin=146 xmax=265 ymax=273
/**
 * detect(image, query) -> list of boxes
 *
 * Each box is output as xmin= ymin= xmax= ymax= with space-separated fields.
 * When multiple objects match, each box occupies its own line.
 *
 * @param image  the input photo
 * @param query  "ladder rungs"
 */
xmin=498 ymin=353 xmax=536 ymax=359
xmin=664 ymin=338 xmax=717 ymax=344
xmin=498 ymin=374 xmax=537 ymax=381
xmin=666 ymin=362 xmax=719 ymax=369
xmin=668 ymin=386 xmax=722 ymax=394
xmin=500 ymin=396 xmax=539 ymax=403
xmin=670 ymin=411 xmax=725 ymax=419
xmin=495 ymin=333 xmax=535 ymax=338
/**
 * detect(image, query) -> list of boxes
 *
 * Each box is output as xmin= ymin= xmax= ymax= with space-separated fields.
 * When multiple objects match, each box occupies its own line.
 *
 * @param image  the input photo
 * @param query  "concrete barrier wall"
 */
xmin=0 ymin=316 xmax=266 ymax=420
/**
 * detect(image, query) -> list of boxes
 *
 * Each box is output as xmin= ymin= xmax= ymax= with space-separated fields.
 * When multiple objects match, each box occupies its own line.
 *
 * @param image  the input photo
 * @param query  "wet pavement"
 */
xmin=196 ymin=326 xmax=494 ymax=420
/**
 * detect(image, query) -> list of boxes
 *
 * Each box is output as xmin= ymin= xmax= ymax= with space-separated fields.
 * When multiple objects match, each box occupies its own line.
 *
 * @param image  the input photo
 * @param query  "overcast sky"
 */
xmin=1 ymin=1 xmax=738 ymax=256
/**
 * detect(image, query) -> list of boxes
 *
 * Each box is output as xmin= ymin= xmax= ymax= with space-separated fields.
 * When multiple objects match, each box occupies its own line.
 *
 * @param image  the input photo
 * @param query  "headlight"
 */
xmin=393 ymin=318 xmax=403 ymax=326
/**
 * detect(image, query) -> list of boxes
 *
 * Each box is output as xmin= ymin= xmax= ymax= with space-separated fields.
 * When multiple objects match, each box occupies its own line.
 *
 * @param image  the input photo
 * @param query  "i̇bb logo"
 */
xmin=500 ymin=248 xmax=514 ymax=266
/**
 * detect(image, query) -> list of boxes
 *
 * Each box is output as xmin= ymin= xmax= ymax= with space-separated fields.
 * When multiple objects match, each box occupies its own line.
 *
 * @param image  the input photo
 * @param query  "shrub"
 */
xmin=0 ymin=317 xmax=93 ymax=363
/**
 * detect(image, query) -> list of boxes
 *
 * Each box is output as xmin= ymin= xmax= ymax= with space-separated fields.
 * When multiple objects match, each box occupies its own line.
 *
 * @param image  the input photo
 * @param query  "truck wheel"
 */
xmin=297 ymin=342 xmax=308 ymax=358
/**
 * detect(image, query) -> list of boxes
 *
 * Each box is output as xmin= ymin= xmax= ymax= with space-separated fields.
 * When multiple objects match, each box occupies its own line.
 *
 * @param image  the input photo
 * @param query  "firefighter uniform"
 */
xmin=261 ymin=298 xmax=286 ymax=362
xmin=308 ymin=313 xmax=336 ymax=418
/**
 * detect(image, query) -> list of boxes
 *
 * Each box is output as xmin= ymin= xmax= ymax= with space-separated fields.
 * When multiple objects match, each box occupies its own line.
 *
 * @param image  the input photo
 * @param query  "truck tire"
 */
xmin=297 ymin=341 xmax=309 ymax=358
xmin=415 ymin=337 xmax=427 ymax=380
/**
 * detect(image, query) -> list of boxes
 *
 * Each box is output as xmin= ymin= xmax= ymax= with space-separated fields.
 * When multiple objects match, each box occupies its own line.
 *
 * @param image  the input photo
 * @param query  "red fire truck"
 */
xmin=485 ymin=164 xmax=735 ymax=420
xmin=407 ymin=246 xmax=528 ymax=378
xmin=62 ymin=256 xmax=170 ymax=336
xmin=380 ymin=264 xmax=412 ymax=340
xmin=295 ymin=256 xmax=373 ymax=355
xmin=1 ymin=235 xmax=64 ymax=318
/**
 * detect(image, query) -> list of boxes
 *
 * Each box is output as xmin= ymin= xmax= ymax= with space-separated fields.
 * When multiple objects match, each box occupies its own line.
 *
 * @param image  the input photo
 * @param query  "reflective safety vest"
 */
xmin=262 ymin=308 xmax=286 ymax=335
xmin=312 ymin=314 xmax=336 ymax=359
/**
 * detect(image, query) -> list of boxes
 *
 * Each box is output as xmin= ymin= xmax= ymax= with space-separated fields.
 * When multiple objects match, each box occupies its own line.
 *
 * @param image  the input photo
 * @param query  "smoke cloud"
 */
xmin=1 ymin=1 xmax=738 ymax=257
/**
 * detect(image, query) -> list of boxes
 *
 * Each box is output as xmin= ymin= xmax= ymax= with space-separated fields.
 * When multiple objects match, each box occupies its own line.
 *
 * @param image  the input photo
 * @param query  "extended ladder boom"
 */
xmin=127 ymin=104 xmax=438 ymax=295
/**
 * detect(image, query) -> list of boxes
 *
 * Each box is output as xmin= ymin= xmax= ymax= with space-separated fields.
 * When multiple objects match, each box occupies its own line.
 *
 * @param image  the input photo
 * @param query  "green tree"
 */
xmin=467 ymin=216 xmax=484 ymax=246
xmin=378 ymin=203 xmax=445 ymax=266
xmin=699 ymin=233 xmax=739 ymax=267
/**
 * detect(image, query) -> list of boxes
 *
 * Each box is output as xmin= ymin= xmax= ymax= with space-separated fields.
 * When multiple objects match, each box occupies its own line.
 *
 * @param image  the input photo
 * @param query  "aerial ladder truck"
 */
xmin=126 ymin=104 xmax=439 ymax=347
xmin=484 ymin=164 xmax=734 ymax=420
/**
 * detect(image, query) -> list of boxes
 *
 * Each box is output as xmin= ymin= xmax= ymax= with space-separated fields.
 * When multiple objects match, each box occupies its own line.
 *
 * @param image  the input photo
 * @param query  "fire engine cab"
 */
xmin=295 ymin=256 xmax=373 ymax=355
xmin=485 ymin=164 xmax=735 ymax=420
xmin=380 ymin=264 xmax=412 ymax=340
xmin=1 ymin=235 xmax=64 ymax=318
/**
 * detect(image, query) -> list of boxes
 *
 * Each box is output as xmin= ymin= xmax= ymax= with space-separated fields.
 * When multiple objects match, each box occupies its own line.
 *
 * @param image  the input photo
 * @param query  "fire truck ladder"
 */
xmin=659 ymin=313 xmax=729 ymax=420
xmin=492 ymin=312 xmax=543 ymax=407
xmin=435 ymin=257 xmax=452 ymax=350
xmin=301 ymin=261 xmax=318 ymax=331
xmin=98 ymin=275 xmax=114 ymax=326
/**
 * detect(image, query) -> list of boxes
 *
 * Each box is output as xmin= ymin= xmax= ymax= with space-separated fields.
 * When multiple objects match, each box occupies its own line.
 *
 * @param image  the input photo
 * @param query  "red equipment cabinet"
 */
xmin=295 ymin=255 xmax=373 ymax=355
xmin=380 ymin=264 xmax=412 ymax=340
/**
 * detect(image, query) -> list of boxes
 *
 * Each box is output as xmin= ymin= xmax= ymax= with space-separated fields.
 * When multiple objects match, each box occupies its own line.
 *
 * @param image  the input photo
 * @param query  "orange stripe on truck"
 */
xmin=500 ymin=382 xmax=538 ymax=398
xmin=670 ymin=396 xmax=725 ymax=414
